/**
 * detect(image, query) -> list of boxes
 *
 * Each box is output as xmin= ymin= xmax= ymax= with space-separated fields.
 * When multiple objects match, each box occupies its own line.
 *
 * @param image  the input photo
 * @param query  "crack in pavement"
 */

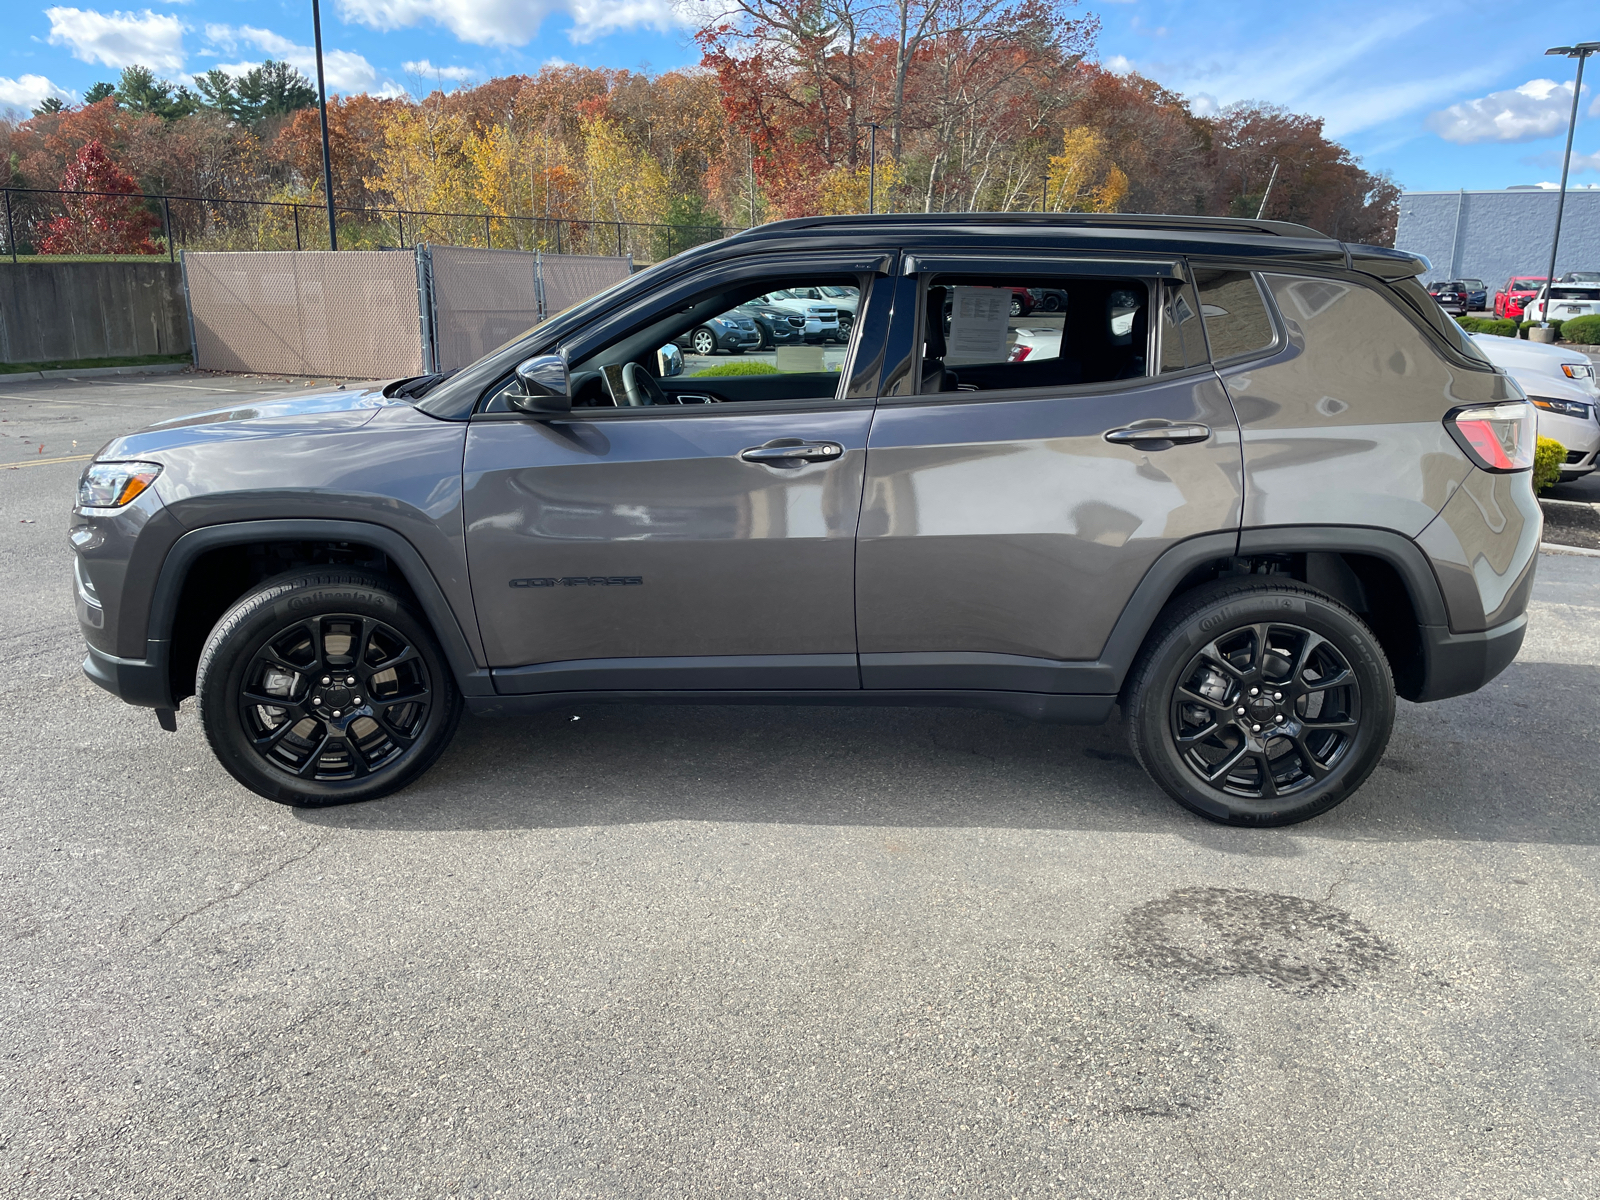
xmin=149 ymin=844 xmax=323 ymax=945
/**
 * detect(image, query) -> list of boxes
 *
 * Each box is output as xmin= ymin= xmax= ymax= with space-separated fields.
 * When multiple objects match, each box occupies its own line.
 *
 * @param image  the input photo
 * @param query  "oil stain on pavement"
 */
xmin=1109 ymin=885 xmax=1396 ymax=995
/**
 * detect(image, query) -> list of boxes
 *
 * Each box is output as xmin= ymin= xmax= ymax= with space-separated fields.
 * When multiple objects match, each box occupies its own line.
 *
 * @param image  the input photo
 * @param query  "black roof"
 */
xmin=706 ymin=211 xmax=1424 ymax=279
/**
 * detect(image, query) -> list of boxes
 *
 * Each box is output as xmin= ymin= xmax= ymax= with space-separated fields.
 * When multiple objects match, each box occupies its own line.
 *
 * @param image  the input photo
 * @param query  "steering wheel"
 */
xmin=620 ymin=361 xmax=673 ymax=407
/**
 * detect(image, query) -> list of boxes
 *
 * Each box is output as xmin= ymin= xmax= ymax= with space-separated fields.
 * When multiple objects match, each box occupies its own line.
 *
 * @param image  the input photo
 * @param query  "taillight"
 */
xmin=1445 ymin=402 xmax=1536 ymax=472
xmin=1008 ymin=344 xmax=1033 ymax=362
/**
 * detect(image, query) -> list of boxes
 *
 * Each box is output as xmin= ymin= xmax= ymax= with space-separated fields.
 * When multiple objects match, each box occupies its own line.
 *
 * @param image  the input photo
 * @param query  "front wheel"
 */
xmin=196 ymin=571 xmax=462 ymax=806
xmin=833 ymin=313 xmax=854 ymax=342
xmin=690 ymin=327 xmax=718 ymax=357
xmin=1124 ymin=580 xmax=1394 ymax=827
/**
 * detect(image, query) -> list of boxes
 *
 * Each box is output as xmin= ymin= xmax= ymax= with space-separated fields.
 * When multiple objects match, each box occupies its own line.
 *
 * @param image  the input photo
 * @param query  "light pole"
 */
xmin=1536 ymin=41 xmax=1599 ymax=329
xmin=865 ymin=122 xmax=882 ymax=215
xmin=311 ymin=0 xmax=338 ymax=250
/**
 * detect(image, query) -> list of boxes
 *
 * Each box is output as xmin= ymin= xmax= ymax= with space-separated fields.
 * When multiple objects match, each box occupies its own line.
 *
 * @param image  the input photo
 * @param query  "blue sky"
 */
xmin=3 ymin=0 xmax=1598 ymax=194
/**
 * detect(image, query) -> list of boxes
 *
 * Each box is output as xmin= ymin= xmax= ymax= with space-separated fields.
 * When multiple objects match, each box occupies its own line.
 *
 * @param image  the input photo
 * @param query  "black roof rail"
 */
xmin=728 ymin=211 xmax=1335 ymax=241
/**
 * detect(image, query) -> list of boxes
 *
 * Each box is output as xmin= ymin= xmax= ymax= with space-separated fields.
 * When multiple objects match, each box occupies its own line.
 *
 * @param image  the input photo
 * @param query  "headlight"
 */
xmin=78 ymin=461 xmax=162 ymax=508
xmin=1529 ymin=396 xmax=1593 ymax=419
xmin=1561 ymin=363 xmax=1595 ymax=380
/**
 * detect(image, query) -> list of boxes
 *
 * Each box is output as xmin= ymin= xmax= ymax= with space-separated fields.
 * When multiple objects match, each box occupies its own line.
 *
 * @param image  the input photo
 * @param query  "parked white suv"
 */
xmin=1471 ymin=333 xmax=1599 ymax=479
xmin=755 ymin=290 xmax=841 ymax=343
xmin=1523 ymin=283 xmax=1600 ymax=325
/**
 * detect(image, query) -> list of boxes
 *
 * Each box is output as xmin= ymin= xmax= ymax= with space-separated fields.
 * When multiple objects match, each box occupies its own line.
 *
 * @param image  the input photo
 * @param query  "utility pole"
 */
xmin=1255 ymin=159 xmax=1280 ymax=221
xmin=1536 ymin=41 xmax=1599 ymax=328
xmin=311 ymin=0 xmax=338 ymax=250
xmin=865 ymin=122 xmax=882 ymax=215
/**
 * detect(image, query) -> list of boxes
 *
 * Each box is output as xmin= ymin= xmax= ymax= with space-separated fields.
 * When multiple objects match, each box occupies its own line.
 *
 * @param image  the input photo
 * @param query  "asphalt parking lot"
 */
xmin=2 ymin=372 xmax=1598 ymax=1198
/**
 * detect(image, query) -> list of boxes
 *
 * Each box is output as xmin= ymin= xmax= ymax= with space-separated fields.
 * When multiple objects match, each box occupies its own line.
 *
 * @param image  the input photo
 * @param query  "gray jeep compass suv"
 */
xmin=71 ymin=214 xmax=1539 ymax=826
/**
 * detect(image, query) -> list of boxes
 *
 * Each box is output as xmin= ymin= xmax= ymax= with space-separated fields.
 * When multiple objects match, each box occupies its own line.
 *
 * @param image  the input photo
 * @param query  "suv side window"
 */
xmin=1194 ymin=269 xmax=1275 ymax=362
xmin=483 ymin=273 xmax=865 ymax=411
xmin=916 ymin=274 xmax=1157 ymax=394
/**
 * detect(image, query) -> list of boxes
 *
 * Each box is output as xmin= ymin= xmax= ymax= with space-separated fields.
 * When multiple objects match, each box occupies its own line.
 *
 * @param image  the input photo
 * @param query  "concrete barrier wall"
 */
xmin=1395 ymin=189 xmax=1600 ymax=288
xmin=0 ymin=261 xmax=190 ymax=364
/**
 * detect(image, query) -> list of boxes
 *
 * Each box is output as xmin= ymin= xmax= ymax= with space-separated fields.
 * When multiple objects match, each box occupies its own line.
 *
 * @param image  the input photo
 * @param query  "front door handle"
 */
xmin=739 ymin=440 xmax=845 ymax=464
xmin=1104 ymin=423 xmax=1212 ymax=448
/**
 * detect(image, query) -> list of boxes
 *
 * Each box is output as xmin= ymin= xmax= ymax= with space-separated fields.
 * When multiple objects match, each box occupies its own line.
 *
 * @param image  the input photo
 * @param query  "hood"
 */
xmin=96 ymin=385 xmax=404 ymax=461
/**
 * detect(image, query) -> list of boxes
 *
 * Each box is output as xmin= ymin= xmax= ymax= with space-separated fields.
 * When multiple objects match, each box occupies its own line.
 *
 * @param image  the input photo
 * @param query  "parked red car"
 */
xmin=1493 ymin=276 xmax=1548 ymax=321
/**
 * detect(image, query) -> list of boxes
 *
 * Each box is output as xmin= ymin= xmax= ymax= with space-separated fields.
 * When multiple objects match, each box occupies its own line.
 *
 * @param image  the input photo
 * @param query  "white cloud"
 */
xmin=1152 ymin=10 xmax=1500 ymax=140
xmin=0 ymin=74 xmax=75 ymax=113
xmin=334 ymin=0 xmax=683 ymax=47
xmin=203 ymin=24 xmax=402 ymax=96
xmin=1188 ymin=91 xmax=1219 ymax=117
xmin=1103 ymin=54 xmax=1133 ymax=75
xmin=1426 ymin=78 xmax=1587 ymax=145
xmin=45 ymin=7 xmax=186 ymax=72
xmin=566 ymin=0 xmax=678 ymax=43
xmin=403 ymin=59 xmax=476 ymax=82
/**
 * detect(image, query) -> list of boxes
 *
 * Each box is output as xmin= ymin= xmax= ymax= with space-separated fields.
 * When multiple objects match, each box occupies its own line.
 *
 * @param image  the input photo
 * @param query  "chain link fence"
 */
xmin=2 ymin=187 xmax=737 ymax=264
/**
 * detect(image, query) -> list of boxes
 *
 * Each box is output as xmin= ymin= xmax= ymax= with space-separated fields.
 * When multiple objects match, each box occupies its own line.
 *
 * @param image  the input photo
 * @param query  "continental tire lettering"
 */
xmin=510 ymin=576 xmax=643 ymax=588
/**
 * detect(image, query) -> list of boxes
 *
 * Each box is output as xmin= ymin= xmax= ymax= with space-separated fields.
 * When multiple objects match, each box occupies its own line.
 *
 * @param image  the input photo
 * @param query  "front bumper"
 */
xmin=83 ymin=641 xmax=172 ymax=708
xmin=718 ymin=329 xmax=762 ymax=351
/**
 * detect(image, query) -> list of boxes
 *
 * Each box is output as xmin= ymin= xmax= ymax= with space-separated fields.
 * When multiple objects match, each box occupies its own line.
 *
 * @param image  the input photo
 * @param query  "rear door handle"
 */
xmin=739 ymin=440 xmax=845 ymax=464
xmin=1104 ymin=423 xmax=1212 ymax=447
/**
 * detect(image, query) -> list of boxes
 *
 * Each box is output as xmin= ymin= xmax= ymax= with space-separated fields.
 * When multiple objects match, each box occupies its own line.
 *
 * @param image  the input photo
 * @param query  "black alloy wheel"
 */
xmin=691 ymin=327 xmax=718 ymax=356
xmin=1125 ymin=580 xmax=1394 ymax=826
xmin=1168 ymin=623 xmax=1358 ymax=797
xmin=197 ymin=571 xmax=462 ymax=806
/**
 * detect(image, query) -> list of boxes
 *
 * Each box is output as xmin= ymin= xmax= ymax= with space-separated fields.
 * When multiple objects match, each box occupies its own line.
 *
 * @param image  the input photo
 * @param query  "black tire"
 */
xmin=691 ymin=327 xmax=718 ymax=357
xmin=1009 ymin=297 xmax=1024 ymax=316
xmin=834 ymin=312 xmax=854 ymax=342
xmin=196 ymin=570 xmax=462 ymax=807
xmin=1124 ymin=580 xmax=1394 ymax=827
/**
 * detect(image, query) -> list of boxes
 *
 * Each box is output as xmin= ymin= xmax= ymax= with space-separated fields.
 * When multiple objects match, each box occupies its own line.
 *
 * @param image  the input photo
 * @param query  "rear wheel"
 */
xmin=1124 ymin=580 xmax=1394 ymax=826
xmin=196 ymin=571 xmax=462 ymax=806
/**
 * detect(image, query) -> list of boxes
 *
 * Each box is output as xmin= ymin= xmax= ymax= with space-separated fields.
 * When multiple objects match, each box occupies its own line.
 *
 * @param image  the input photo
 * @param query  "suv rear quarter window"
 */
xmin=1194 ymin=270 xmax=1276 ymax=362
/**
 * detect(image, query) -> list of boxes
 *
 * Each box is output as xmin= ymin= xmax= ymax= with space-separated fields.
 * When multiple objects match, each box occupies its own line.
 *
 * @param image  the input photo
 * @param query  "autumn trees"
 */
xmin=0 ymin=27 xmax=1401 ymax=256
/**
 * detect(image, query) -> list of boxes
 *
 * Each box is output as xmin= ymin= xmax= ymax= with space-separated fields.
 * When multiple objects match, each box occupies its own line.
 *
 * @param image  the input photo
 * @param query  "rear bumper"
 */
xmin=1412 ymin=614 xmax=1526 ymax=702
xmin=83 ymin=642 xmax=171 ymax=709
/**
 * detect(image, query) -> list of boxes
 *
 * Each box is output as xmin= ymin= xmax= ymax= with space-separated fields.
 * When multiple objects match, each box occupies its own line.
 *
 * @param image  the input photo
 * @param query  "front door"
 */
xmin=464 ymin=257 xmax=894 ymax=694
xmin=856 ymin=259 xmax=1243 ymax=692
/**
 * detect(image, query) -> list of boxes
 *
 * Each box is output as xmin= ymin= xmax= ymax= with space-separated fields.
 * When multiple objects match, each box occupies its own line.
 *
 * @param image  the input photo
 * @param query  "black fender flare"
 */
xmin=147 ymin=519 xmax=492 ymax=698
xmin=1097 ymin=525 xmax=1449 ymax=697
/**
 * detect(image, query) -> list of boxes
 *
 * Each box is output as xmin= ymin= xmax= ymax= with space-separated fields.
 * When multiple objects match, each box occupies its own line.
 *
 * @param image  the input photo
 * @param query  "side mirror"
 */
xmin=656 ymin=343 xmax=684 ymax=378
xmin=510 ymin=354 xmax=570 ymax=415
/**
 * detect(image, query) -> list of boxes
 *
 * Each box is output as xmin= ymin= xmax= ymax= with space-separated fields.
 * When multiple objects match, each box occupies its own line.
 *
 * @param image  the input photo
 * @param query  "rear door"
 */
xmin=463 ymin=251 xmax=895 ymax=694
xmin=855 ymin=256 xmax=1243 ymax=693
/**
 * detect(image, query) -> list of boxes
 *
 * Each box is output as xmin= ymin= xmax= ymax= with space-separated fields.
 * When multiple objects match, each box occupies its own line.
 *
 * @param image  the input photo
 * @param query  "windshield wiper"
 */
xmin=386 ymin=371 xmax=455 ymax=400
